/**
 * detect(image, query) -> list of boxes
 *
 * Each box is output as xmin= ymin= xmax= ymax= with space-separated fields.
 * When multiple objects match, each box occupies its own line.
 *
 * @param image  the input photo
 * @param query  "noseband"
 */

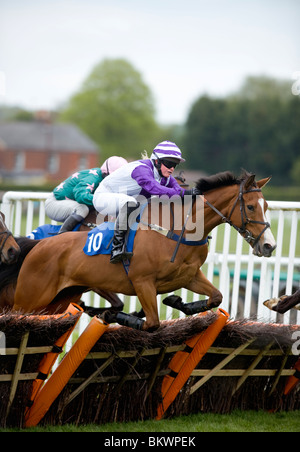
xmin=205 ymin=181 xmax=271 ymax=247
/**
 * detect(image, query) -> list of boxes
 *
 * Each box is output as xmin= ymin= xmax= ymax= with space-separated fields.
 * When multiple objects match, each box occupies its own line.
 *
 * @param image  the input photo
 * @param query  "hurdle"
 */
xmin=25 ymin=316 xmax=108 ymax=427
xmin=284 ymin=359 xmax=300 ymax=396
xmin=1 ymin=309 xmax=299 ymax=427
xmin=25 ymin=303 xmax=83 ymax=416
xmin=156 ymin=308 xmax=229 ymax=420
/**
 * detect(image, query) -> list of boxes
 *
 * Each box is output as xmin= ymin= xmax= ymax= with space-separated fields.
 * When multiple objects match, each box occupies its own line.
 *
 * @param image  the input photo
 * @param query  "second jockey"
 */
xmin=45 ymin=156 xmax=128 ymax=233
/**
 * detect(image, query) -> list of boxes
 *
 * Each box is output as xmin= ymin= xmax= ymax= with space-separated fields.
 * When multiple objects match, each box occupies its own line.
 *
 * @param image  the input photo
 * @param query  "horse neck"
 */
xmin=143 ymin=198 xmax=187 ymax=235
xmin=142 ymin=187 xmax=239 ymax=238
xmin=201 ymin=185 xmax=240 ymax=236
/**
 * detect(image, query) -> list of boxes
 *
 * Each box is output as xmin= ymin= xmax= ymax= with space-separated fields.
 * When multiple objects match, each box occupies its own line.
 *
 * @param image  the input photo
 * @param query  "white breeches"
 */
xmin=93 ymin=190 xmax=138 ymax=217
xmin=45 ymin=194 xmax=90 ymax=222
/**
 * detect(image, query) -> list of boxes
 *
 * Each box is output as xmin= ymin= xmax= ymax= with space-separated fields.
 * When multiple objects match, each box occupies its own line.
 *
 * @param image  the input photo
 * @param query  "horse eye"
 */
xmin=247 ymin=205 xmax=254 ymax=212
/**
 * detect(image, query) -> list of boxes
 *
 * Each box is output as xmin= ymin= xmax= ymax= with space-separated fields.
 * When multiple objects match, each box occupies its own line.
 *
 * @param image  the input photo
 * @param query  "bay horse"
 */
xmin=0 ymin=211 xmax=20 ymax=264
xmin=264 ymin=289 xmax=300 ymax=313
xmin=0 ymin=208 xmax=123 ymax=313
xmin=10 ymin=171 xmax=276 ymax=331
xmin=0 ymin=235 xmax=124 ymax=314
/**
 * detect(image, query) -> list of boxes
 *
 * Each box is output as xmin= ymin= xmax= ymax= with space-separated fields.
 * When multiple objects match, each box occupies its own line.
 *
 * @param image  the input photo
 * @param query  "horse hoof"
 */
xmin=143 ymin=323 xmax=160 ymax=333
xmin=100 ymin=310 xmax=117 ymax=324
xmin=263 ymin=298 xmax=278 ymax=311
xmin=162 ymin=295 xmax=183 ymax=310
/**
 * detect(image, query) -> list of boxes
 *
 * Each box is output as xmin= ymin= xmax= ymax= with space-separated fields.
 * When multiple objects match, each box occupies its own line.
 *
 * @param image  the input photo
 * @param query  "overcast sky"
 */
xmin=0 ymin=0 xmax=299 ymax=123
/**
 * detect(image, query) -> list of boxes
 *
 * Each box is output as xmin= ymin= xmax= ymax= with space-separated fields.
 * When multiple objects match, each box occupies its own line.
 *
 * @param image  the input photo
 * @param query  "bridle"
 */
xmin=204 ymin=181 xmax=271 ymax=248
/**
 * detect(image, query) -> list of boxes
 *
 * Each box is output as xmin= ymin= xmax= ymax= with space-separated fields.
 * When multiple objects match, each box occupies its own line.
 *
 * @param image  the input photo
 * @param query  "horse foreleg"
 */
xmin=79 ymin=289 xmax=124 ymax=317
xmin=184 ymin=269 xmax=223 ymax=310
xmin=77 ymin=289 xmax=124 ymax=317
xmin=163 ymin=294 xmax=211 ymax=314
xmin=263 ymin=296 xmax=284 ymax=312
xmin=132 ymin=279 xmax=160 ymax=331
xmin=264 ymin=289 xmax=300 ymax=314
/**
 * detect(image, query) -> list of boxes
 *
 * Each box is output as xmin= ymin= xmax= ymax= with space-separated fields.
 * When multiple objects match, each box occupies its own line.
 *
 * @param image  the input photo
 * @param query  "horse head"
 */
xmin=0 ymin=212 xmax=21 ymax=264
xmin=227 ymin=173 xmax=276 ymax=257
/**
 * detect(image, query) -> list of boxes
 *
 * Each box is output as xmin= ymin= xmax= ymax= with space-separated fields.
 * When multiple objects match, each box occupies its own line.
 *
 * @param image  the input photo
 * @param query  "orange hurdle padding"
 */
xmin=158 ymin=312 xmax=211 ymax=401
xmin=284 ymin=358 xmax=300 ymax=396
xmin=25 ymin=303 xmax=83 ymax=414
xmin=25 ymin=316 xmax=108 ymax=427
xmin=156 ymin=308 xmax=229 ymax=420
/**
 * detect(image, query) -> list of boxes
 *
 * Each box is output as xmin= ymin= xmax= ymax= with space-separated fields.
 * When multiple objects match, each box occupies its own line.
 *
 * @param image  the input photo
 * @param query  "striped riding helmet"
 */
xmin=150 ymin=141 xmax=185 ymax=163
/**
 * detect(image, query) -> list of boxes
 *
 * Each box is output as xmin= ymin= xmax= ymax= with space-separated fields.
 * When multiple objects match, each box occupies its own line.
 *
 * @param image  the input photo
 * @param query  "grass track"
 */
xmin=1 ymin=410 xmax=299 ymax=432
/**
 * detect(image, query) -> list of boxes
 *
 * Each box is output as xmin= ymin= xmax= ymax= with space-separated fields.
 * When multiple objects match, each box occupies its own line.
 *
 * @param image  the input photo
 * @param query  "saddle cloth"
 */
xmin=27 ymin=221 xmax=136 ymax=256
xmin=27 ymin=223 xmax=80 ymax=239
xmin=83 ymin=222 xmax=137 ymax=256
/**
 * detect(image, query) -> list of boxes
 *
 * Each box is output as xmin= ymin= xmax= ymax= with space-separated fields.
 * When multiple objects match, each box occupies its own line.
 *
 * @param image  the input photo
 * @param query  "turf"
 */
xmin=1 ymin=410 xmax=299 ymax=432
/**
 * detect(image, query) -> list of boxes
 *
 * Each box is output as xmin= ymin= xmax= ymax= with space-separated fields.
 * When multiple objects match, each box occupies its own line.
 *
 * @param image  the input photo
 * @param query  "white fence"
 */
xmin=1 ymin=191 xmax=300 ymax=328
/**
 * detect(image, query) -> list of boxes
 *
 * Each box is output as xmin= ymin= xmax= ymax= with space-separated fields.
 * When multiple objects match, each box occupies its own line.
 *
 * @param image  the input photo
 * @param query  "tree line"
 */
xmin=55 ymin=61 xmax=300 ymax=186
xmin=184 ymin=77 xmax=300 ymax=185
xmin=1 ymin=59 xmax=299 ymax=186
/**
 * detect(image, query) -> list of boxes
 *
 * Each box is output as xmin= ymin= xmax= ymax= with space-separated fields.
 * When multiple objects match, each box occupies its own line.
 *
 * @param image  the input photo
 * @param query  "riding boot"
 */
xmin=110 ymin=202 xmax=139 ymax=264
xmin=58 ymin=212 xmax=85 ymax=234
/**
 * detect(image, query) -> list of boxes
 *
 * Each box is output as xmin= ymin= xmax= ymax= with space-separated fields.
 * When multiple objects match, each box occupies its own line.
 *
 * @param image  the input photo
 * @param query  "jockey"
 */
xmin=45 ymin=156 xmax=128 ymax=233
xmin=93 ymin=140 xmax=199 ymax=264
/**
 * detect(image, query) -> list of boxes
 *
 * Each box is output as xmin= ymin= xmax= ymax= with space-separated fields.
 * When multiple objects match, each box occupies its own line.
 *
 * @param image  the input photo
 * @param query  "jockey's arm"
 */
xmin=73 ymin=180 xmax=98 ymax=206
xmin=131 ymin=165 xmax=185 ymax=198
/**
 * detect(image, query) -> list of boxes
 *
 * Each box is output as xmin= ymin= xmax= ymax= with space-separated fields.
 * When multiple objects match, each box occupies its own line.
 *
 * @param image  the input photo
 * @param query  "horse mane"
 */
xmin=0 ymin=237 xmax=40 ymax=291
xmin=195 ymin=170 xmax=254 ymax=193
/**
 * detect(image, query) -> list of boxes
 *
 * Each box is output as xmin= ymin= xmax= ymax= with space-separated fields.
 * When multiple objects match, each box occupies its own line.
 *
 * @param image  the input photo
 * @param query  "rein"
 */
xmin=139 ymin=197 xmax=206 ymax=263
xmin=170 ymin=196 xmax=196 ymax=263
xmin=134 ymin=180 xmax=271 ymax=265
xmin=204 ymin=181 xmax=270 ymax=247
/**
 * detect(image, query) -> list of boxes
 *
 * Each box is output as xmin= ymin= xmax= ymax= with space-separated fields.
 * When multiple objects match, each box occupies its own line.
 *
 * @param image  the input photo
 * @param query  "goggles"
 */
xmin=160 ymin=159 xmax=179 ymax=169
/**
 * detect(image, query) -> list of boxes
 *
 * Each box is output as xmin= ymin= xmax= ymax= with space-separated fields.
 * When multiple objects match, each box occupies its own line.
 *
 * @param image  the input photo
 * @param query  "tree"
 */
xmin=291 ymin=157 xmax=300 ymax=184
xmin=231 ymin=75 xmax=292 ymax=102
xmin=184 ymin=76 xmax=300 ymax=184
xmin=60 ymin=59 xmax=162 ymax=160
xmin=184 ymin=96 xmax=227 ymax=173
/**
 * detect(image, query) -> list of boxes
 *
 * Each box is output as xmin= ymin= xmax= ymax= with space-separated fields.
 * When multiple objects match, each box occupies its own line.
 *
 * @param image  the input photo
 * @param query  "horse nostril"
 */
xmin=263 ymin=243 xmax=276 ymax=254
xmin=8 ymin=247 xmax=20 ymax=260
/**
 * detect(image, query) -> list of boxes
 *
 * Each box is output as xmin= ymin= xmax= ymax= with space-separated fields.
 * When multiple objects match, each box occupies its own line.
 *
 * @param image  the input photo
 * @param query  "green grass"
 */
xmin=1 ymin=410 xmax=299 ymax=432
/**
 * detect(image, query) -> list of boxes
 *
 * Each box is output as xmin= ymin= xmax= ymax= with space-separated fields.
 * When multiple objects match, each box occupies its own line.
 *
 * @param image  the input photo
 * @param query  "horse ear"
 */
xmin=257 ymin=176 xmax=271 ymax=189
xmin=244 ymin=174 xmax=256 ymax=191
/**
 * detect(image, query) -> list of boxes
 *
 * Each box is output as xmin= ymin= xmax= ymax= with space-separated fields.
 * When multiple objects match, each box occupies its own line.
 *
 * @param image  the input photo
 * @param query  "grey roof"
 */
xmin=0 ymin=121 xmax=99 ymax=153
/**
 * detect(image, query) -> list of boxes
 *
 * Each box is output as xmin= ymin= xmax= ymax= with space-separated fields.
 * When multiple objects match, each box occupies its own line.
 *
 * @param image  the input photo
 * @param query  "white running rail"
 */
xmin=1 ymin=191 xmax=299 ymax=327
